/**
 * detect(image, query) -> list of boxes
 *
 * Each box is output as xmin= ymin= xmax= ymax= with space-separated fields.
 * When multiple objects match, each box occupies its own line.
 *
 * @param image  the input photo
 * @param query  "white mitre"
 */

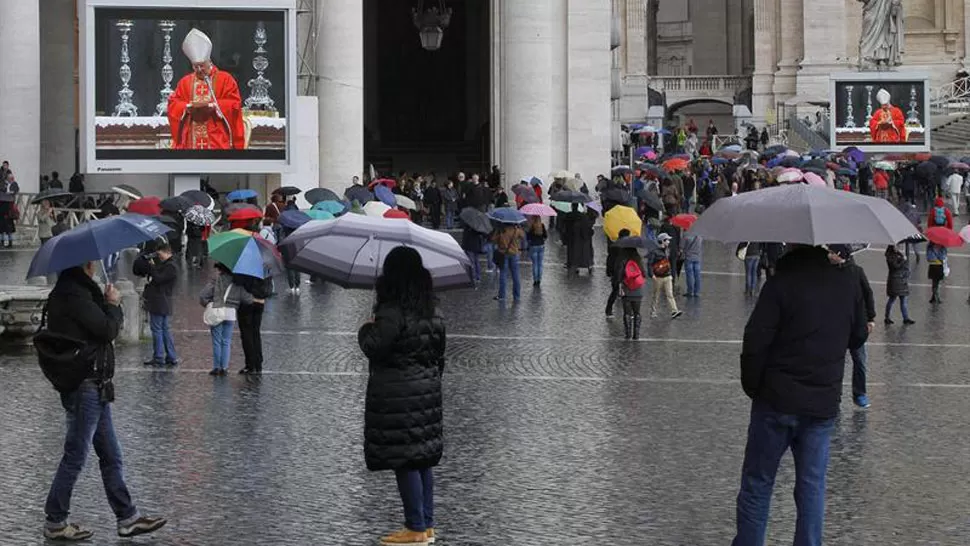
xmin=876 ymin=89 xmax=891 ymax=106
xmin=182 ymin=28 xmax=212 ymax=63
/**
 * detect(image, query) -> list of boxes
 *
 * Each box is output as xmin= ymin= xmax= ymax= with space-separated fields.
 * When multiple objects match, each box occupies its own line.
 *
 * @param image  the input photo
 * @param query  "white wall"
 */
xmin=40 ymin=0 xmax=76 ymax=181
xmin=568 ymin=0 xmax=612 ymax=181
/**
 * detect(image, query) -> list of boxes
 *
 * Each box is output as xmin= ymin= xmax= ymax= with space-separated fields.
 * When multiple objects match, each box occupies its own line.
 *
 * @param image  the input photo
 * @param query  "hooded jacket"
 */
xmin=928 ymin=197 xmax=953 ymax=230
xmin=46 ymin=267 xmax=121 ymax=382
xmin=741 ymin=246 xmax=868 ymax=418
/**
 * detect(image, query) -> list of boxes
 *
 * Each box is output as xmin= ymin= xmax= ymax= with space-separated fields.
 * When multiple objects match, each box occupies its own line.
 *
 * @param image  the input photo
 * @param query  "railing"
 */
xmin=656 ymin=21 xmax=692 ymax=41
xmin=930 ymin=77 xmax=970 ymax=115
xmin=12 ymin=192 xmax=126 ymax=243
xmin=650 ymin=75 xmax=751 ymax=94
xmin=787 ymin=113 xmax=830 ymax=152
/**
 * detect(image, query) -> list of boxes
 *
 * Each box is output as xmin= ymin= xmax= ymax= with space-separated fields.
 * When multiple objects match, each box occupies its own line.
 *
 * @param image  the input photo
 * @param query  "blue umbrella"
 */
xmin=312 ymin=200 xmax=349 ymax=216
xmin=713 ymin=157 xmax=732 ymax=165
xmin=530 ymin=176 xmax=543 ymax=187
xmin=374 ymin=184 xmax=396 ymax=207
xmin=27 ymin=214 xmax=171 ymax=278
xmin=488 ymin=207 xmax=527 ymax=224
xmin=278 ymin=210 xmax=312 ymax=230
xmin=227 ymin=189 xmax=258 ymax=202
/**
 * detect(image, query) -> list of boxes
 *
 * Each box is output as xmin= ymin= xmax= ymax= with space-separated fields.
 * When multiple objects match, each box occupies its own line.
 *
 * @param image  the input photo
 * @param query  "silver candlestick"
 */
xmin=244 ymin=22 xmax=276 ymax=112
xmin=154 ymin=20 xmax=176 ymax=116
xmin=113 ymin=19 xmax=138 ymax=117
xmin=864 ymin=85 xmax=874 ymax=120
xmin=844 ymin=85 xmax=856 ymax=128
xmin=906 ymin=85 xmax=920 ymax=125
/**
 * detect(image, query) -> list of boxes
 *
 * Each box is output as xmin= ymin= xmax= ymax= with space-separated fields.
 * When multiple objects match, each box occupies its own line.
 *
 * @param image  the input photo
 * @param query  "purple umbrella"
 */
xmin=842 ymin=146 xmax=865 ymax=164
xmin=375 ymin=184 xmax=396 ymax=207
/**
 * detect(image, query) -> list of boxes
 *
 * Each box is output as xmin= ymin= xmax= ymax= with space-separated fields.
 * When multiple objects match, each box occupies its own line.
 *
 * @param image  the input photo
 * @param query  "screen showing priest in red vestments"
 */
xmin=167 ymin=29 xmax=245 ymax=150
xmin=868 ymin=88 xmax=906 ymax=144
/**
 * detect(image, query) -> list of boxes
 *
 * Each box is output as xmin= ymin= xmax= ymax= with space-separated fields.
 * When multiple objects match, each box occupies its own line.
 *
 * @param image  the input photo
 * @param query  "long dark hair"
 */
xmin=619 ymin=247 xmax=645 ymax=276
xmin=375 ymin=246 xmax=436 ymax=318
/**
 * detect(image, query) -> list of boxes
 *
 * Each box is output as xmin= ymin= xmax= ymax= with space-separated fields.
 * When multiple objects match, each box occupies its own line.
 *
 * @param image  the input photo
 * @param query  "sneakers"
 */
xmin=884 ymin=318 xmax=894 ymax=325
xmin=117 ymin=516 xmax=167 ymax=538
xmin=853 ymin=395 xmax=871 ymax=409
xmin=44 ymin=523 xmax=93 ymax=541
xmin=142 ymin=360 xmax=161 ymax=367
xmin=671 ymin=310 xmax=684 ymax=320
xmin=427 ymin=528 xmax=436 ymax=543
xmin=208 ymin=369 xmax=220 ymax=376
xmin=903 ymin=319 xmax=916 ymax=325
xmin=379 ymin=528 xmax=429 ymax=545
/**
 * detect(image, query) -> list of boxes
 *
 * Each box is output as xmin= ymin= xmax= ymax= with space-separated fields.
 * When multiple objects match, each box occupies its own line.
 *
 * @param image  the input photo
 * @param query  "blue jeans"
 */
xmin=733 ymin=400 xmax=835 ymax=546
xmin=529 ymin=245 xmax=545 ymax=282
xmin=498 ymin=254 xmax=521 ymax=301
xmin=149 ymin=313 xmax=177 ymax=363
xmin=744 ymin=256 xmax=761 ymax=292
xmin=210 ymin=320 xmax=235 ymax=370
xmin=466 ymin=251 xmax=482 ymax=282
xmin=685 ymin=259 xmax=701 ymax=295
xmin=444 ymin=207 xmax=455 ymax=229
xmin=395 ymin=468 xmax=434 ymax=532
xmin=484 ymin=242 xmax=495 ymax=272
xmin=885 ymin=295 xmax=910 ymax=321
xmin=45 ymin=380 xmax=139 ymax=526
xmin=850 ymin=344 xmax=867 ymax=398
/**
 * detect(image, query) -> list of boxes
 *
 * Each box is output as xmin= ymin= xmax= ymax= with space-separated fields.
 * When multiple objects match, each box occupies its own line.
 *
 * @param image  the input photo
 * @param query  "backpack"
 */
xmin=934 ymin=206 xmax=946 ymax=226
xmin=623 ymin=260 xmax=645 ymax=291
xmin=651 ymin=257 xmax=671 ymax=277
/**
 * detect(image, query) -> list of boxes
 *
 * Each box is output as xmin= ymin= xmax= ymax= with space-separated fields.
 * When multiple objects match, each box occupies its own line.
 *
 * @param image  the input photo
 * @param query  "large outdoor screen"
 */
xmin=829 ymin=72 xmax=930 ymax=153
xmin=80 ymin=0 xmax=297 ymax=174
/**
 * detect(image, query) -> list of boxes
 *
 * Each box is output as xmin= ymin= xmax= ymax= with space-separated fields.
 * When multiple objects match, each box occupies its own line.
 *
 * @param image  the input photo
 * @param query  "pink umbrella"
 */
xmin=777 ymin=169 xmax=804 ymax=184
xmin=520 ymin=203 xmax=557 ymax=217
xmin=802 ymin=172 xmax=826 ymax=187
xmin=950 ymin=162 xmax=970 ymax=171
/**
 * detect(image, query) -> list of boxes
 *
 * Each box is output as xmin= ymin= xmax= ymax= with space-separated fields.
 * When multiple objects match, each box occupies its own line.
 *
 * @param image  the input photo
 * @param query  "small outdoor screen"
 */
xmin=831 ymin=78 xmax=929 ymax=151
xmin=92 ymin=7 xmax=287 ymax=161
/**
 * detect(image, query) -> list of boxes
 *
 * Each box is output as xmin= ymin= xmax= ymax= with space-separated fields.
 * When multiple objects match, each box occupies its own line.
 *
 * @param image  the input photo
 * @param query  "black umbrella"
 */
xmin=929 ymin=155 xmax=951 ymax=169
xmin=601 ymin=187 xmax=633 ymax=207
xmin=916 ymin=161 xmax=938 ymax=179
xmin=549 ymin=190 xmax=589 ymax=204
xmin=180 ymin=189 xmax=213 ymax=208
xmin=459 ymin=207 xmax=492 ymax=234
xmin=160 ymin=196 xmax=192 ymax=213
xmin=636 ymin=189 xmax=664 ymax=212
xmin=31 ymin=190 xmax=73 ymax=205
xmin=614 ymin=235 xmax=659 ymax=252
xmin=640 ymin=163 xmax=668 ymax=179
xmin=277 ymin=186 xmax=302 ymax=197
xmin=343 ymin=185 xmax=373 ymax=205
xmin=307 ymin=188 xmax=341 ymax=205
xmin=801 ymin=158 xmax=827 ymax=171
xmin=779 ymin=157 xmax=801 ymax=168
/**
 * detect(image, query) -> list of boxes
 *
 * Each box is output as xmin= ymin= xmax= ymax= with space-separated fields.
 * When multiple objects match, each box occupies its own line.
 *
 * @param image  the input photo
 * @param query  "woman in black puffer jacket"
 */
xmin=358 ymin=246 xmax=446 ymax=546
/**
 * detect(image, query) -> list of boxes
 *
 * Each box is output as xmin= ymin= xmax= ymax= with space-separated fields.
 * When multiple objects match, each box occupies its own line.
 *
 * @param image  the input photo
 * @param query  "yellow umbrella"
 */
xmin=603 ymin=205 xmax=642 ymax=241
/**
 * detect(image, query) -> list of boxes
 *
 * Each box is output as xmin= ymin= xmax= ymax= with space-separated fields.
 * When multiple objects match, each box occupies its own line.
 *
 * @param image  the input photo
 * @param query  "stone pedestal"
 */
xmin=751 ymin=0 xmax=777 ymax=126
xmin=115 ymin=279 xmax=142 ymax=344
xmin=316 ymin=0 xmax=363 ymax=195
xmin=0 ymin=0 xmax=41 ymax=193
xmin=772 ymin=0 xmax=803 ymax=101
xmin=796 ymin=0 xmax=847 ymax=101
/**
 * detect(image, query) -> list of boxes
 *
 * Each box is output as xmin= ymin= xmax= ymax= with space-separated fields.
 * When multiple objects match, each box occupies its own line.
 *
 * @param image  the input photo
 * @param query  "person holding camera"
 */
xmin=141 ymin=243 xmax=180 ymax=367
xmin=41 ymin=261 xmax=166 ymax=541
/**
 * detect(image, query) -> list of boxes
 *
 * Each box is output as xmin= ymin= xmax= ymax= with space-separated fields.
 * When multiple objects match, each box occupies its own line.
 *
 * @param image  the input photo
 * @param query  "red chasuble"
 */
xmin=868 ymin=104 xmax=907 ymax=144
xmin=167 ymin=66 xmax=246 ymax=150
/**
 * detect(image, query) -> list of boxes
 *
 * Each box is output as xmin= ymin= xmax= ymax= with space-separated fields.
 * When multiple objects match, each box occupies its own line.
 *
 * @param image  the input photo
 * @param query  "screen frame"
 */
xmin=828 ymin=71 xmax=931 ymax=154
xmin=79 ymin=0 xmax=298 ymax=174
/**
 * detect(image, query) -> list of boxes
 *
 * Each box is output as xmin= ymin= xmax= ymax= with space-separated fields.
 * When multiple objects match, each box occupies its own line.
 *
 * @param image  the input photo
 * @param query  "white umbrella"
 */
xmin=279 ymin=214 xmax=473 ymax=290
xmin=111 ymin=185 xmax=142 ymax=200
xmin=395 ymin=194 xmax=417 ymax=211
xmin=363 ymin=201 xmax=391 ymax=217
xmin=776 ymin=170 xmax=804 ymax=183
xmin=689 ymin=184 xmax=920 ymax=245
xmin=549 ymin=170 xmax=571 ymax=179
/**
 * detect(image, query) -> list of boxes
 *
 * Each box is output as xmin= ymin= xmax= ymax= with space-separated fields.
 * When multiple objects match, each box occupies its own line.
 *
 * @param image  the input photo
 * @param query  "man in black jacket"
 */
xmin=142 ymin=243 xmax=179 ymax=367
xmin=733 ymin=245 xmax=867 ymax=546
xmin=43 ymin=263 xmax=166 ymax=541
xmin=828 ymin=244 xmax=877 ymax=409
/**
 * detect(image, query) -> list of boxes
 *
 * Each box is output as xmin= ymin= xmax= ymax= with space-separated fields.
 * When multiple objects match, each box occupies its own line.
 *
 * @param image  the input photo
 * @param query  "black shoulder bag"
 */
xmin=33 ymin=306 xmax=97 ymax=393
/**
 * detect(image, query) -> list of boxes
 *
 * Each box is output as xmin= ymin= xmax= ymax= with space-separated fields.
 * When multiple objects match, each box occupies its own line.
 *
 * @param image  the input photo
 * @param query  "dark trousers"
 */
xmin=395 ymin=467 xmax=434 ymax=532
xmin=286 ymin=268 xmax=301 ymax=289
xmin=850 ymin=344 xmax=867 ymax=398
xmin=606 ymin=284 xmax=619 ymax=315
xmin=733 ymin=400 xmax=835 ymax=546
xmin=185 ymin=236 xmax=204 ymax=266
xmin=931 ymin=278 xmax=942 ymax=301
xmin=237 ymin=303 xmax=264 ymax=371
xmin=428 ymin=204 xmax=441 ymax=229
xmin=622 ymin=297 xmax=641 ymax=318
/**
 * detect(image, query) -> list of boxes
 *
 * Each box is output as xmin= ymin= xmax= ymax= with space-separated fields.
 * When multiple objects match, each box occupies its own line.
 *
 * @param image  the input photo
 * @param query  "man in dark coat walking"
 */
xmin=732 ymin=245 xmax=868 ymax=546
xmin=142 ymin=244 xmax=179 ymax=367
xmin=828 ymin=245 xmax=877 ymax=409
xmin=42 ymin=262 xmax=166 ymax=541
xmin=563 ymin=203 xmax=594 ymax=274
xmin=423 ymin=182 xmax=442 ymax=230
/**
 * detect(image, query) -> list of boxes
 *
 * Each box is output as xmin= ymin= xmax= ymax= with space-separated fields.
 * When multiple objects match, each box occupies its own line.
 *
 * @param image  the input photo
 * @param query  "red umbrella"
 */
xmin=670 ymin=213 xmax=698 ymax=230
xmin=383 ymin=209 xmax=410 ymax=220
xmin=368 ymin=178 xmax=397 ymax=190
xmin=127 ymin=197 xmax=161 ymax=216
xmin=662 ymin=158 xmax=689 ymax=172
xmin=926 ymin=227 xmax=964 ymax=248
xmin=228 ymin=208 xmax=263 ymax=222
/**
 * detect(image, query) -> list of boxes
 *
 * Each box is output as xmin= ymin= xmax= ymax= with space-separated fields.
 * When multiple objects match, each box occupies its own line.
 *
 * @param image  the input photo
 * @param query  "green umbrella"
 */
xmin=304 ymin=209 xmax=335 ymax=221
xmin=549 ymin=200 xmax=586 ymax=214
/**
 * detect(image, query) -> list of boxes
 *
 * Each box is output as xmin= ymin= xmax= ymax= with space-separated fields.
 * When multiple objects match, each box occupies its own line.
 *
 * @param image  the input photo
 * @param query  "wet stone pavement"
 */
xmin=1 ymin=232 xmax=970 ymax=545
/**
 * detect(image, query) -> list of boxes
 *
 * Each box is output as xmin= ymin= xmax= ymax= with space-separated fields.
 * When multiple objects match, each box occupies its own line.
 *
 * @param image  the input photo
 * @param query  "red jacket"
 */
xmin=873 ymin=170 xmax=889 ymax=191
xmin=928 ymin=197 xmax=953 ymax=230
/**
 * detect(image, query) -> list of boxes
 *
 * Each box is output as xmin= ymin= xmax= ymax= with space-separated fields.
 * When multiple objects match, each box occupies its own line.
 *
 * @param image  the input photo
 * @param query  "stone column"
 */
xmin=751 ymin=0 xmax=777 ymax=125
xmin=316 ymin=0 xmax=363 ymax=194
xmin=500 ymin=0 xmax=553 ymax=187
xmin=550 ymin=0 xmax=568 ymax=171
xmin=567 ymin=0 xmax=611 ymax=182
xmin=0 ymin=0 xmax=41 ymax=193
xmin=40 ymin=0 xmax=76 ymax=180
xmin=797 ymin=0 xmax=846 ymax=101
xmin=772 ymin=0 xmax=802 ymax=101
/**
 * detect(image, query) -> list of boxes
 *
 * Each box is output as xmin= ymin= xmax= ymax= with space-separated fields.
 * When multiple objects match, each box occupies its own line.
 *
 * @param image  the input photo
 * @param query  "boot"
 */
xmin=632 ymin=315 xmax=641 ymax=340
xmin=623 ymin=315 xmax=632 ymax=340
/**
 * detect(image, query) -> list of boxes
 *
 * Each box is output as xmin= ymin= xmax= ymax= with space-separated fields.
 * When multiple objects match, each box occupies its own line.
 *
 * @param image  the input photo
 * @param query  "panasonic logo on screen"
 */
xmin=97 ymin=167 xmax=123 ymax=172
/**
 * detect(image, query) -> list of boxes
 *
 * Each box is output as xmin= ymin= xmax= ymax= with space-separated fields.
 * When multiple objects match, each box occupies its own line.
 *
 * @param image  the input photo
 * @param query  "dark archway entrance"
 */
xmin=364 ymin=0 xmax=490 ymax=178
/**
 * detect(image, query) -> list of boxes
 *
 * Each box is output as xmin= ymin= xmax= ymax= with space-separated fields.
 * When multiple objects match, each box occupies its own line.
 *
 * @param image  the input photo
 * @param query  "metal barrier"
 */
xmin=787 ymin=113 xmax=830 ymax=152
xmin=13 ymin=192 xmax=128 ymax=243
xmin=930 ymin=77 xmax=970 ymax=115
